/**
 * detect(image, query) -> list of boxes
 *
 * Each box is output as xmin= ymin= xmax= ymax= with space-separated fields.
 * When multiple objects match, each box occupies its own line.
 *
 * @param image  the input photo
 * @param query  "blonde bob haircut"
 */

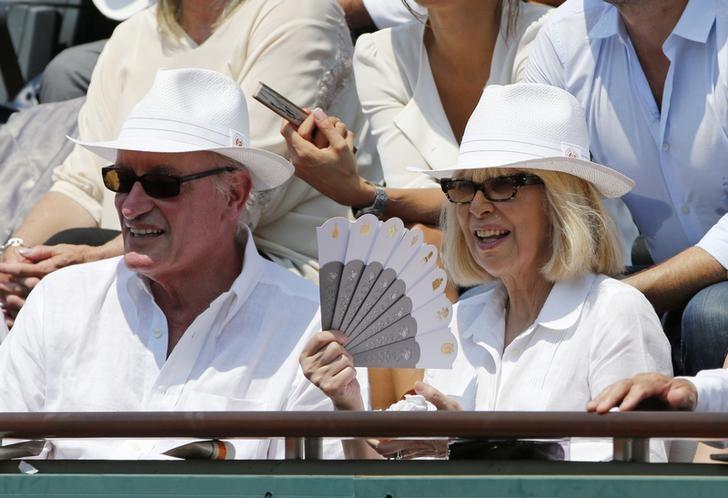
xmin=157 ymin=0 xmax=246 ymax=39
xmin=441 ymin=167 xmax=625 ymax=287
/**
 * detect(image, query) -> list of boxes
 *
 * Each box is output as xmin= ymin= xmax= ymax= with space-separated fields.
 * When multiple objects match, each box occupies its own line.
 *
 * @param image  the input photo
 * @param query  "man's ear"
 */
xmin=229 ymin=168 xmax=253 ymax=211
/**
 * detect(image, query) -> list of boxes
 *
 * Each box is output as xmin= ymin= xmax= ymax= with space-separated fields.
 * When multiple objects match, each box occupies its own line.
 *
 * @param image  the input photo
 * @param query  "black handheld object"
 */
xmin=448 ymin=439 xmax=566 ymax=461
xmin=253 ymin=82 xmax=308 ymax=127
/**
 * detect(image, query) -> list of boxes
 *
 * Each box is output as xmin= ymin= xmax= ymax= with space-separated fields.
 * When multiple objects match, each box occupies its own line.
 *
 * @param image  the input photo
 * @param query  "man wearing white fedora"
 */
xmin=0 ymin=68 xmax=342 ymax=459
xmin=525 ymin=0 xmax=728 ymax=376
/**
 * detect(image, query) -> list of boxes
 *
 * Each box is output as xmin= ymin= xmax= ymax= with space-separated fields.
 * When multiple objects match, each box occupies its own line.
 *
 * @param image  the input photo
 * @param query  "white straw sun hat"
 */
xmin=91 ymin=0 xmax=153 ymax=21
xmin=419 ymin=83 xmax=633 ymax=198
xmin=70 ymin=68 xmax=293 ymax=191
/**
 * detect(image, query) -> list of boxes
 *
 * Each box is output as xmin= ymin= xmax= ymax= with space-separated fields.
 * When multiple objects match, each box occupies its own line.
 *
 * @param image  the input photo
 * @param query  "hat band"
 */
xmin=120 ymin=116 xmax=249 ymax=148
xmin=459 ymin=138 xmax=589 ymax=161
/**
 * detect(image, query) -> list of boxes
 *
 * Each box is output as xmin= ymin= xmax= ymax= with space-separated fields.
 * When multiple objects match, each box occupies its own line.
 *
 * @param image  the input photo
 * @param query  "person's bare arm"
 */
xmin=336 ymin=0 xmax=374 ymax=30
xmin=0 ymin=192 xmax=123 ymax=326
xmin=10 ymin=192 xmax=97 ymax=249
xmin=624 ymin=246 xmax=726 ymax=313
xmin=382 ymin=188 xmax=443 ymax=225
xmin=281 ymin=110 xmax=444 ymax=225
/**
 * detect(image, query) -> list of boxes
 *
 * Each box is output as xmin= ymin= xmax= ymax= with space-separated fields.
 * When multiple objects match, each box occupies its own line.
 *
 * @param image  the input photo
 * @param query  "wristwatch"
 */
xmin=0 ymin=237 xmax=26 ymax=253
xmin=353 ymin=181 xmax=388 ymax=219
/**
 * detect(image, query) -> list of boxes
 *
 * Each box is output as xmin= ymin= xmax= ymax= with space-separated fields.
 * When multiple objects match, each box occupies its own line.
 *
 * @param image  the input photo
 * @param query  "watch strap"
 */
xmin=353 ymin=182 xmax=388 ymax=219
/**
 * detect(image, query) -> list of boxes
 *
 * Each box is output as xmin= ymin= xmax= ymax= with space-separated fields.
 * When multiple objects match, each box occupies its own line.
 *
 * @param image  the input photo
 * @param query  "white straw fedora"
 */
xmin=70 ymin=68 xmax=293 ymax=191
xmin=418 ymin=83 xmax=633 ymax=198
xmin=91 ymin=0 xmax=153 ymax=20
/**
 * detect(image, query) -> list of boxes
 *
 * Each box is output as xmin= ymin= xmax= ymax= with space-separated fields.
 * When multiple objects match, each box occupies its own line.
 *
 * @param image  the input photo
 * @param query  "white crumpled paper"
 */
xmin=385 ymin=394 xmax=436 ymax=412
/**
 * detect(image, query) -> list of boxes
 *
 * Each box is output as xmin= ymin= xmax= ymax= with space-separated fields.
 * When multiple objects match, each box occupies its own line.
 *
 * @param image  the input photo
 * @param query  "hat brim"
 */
xmin=68 ymin=136 xmax=293 ymax=191
xmin=92 ymin=0 xmax=152 ymax=20
xmin=414 ymin=157 xmax=633 ymax=198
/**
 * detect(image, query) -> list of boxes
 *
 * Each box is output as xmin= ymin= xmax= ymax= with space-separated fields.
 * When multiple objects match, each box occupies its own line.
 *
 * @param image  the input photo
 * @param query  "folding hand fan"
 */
xmin=317 ymin=215 xmax=457 ymax=368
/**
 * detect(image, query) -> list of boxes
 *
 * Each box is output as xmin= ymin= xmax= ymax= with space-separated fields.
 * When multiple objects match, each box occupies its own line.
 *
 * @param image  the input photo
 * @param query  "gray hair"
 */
xmin=206 ymin=153 xmax=252 ymax=244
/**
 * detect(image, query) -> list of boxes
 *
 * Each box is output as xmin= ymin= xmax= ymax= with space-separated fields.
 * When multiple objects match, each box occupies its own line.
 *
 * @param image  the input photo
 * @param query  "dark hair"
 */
xmin=401 ymin=0 xmax=521 ymax=37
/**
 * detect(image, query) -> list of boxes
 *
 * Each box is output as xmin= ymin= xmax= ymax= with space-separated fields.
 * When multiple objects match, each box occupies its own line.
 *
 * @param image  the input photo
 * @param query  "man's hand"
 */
xmin=281 ymin=108 xmax=375 ymax=209
xmin=587 ymin=373 xmax=698 ymax=413
xmin=299 ymin=330 xmax=364 ymax=411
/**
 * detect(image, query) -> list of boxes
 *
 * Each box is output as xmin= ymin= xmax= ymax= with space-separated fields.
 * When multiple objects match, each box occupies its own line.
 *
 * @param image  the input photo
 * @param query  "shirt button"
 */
xmin=662 ymin=143 xmax=670 ymax=151
xmin=153 ymin=329 xmax=163 ymax=338
xmin=682 ymin=205 xmax=690 ymax=214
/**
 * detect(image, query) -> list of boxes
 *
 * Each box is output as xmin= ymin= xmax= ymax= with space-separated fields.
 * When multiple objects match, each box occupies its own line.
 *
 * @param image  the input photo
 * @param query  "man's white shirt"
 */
xmin=0 ymin=232 xmax=339 ymax=459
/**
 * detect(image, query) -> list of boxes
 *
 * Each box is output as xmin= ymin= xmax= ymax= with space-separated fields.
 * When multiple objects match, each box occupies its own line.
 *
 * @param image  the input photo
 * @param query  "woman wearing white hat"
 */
xmin=300 ymin=83 xmax=673 ymax=462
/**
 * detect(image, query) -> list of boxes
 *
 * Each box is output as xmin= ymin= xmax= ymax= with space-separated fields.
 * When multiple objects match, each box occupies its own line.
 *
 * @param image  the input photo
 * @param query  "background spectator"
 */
xmin=0 ymin=0 xmax=376 ymax=327
xmin=39 ymin=0 xmax=154 ymax=103
xmin=525 ymin=0 xmax=728 ymax=375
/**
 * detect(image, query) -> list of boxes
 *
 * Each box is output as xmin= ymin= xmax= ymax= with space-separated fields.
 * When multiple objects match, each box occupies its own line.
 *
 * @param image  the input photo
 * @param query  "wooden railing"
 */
xmin=1 ymin=411 xmax=728 ymax=462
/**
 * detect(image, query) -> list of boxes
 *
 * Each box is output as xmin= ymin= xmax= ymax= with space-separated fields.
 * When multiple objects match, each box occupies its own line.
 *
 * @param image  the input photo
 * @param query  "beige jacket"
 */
xmin=51 ymin=0 xmax=376 ymax=281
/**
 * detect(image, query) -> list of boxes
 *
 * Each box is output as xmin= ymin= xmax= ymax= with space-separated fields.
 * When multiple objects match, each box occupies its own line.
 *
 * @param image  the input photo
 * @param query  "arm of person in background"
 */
xmin=624 ymin=215 xmax=728 ymax=313
xmin=624 ymin=247 xmax=726 ymax=313
xmin=0 ymin=193 xmax=122 ymax=327
xmin=588 ymin=355 xmax=728 ymax=414
xmin=587 ymin=373 xmax=698 ymax=413
xmin=281 ymin=109 xmax=443 ymax=225
xmin=336 ymin=0 xmax=374 ymax=30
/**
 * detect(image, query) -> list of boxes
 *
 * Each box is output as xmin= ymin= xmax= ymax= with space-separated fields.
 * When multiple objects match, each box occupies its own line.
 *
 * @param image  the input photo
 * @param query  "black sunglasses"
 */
xmin=101 ymin=165 xmax=237 ymax=198
xmin=440 ymin=174 xmax=544 ymax=204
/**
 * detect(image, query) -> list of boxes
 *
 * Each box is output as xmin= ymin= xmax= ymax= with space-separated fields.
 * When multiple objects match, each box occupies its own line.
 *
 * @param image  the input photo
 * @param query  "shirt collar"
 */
xmin=447 ymin=272 xmax=598 ymax=343
xmin=459 ymin=283 xmax=508 ymax=341
xmin=589 ymin=0 xmax=716 ymax=44
xmin=121 ymin=227 xmax=265 ymax=316
xmin=588 ymin=3 xmax=621 ymax=40
xmin=534 ymin=273 xmax=597 ymax=331
xmin=671 ymin=0 xmax=716 ymax=44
